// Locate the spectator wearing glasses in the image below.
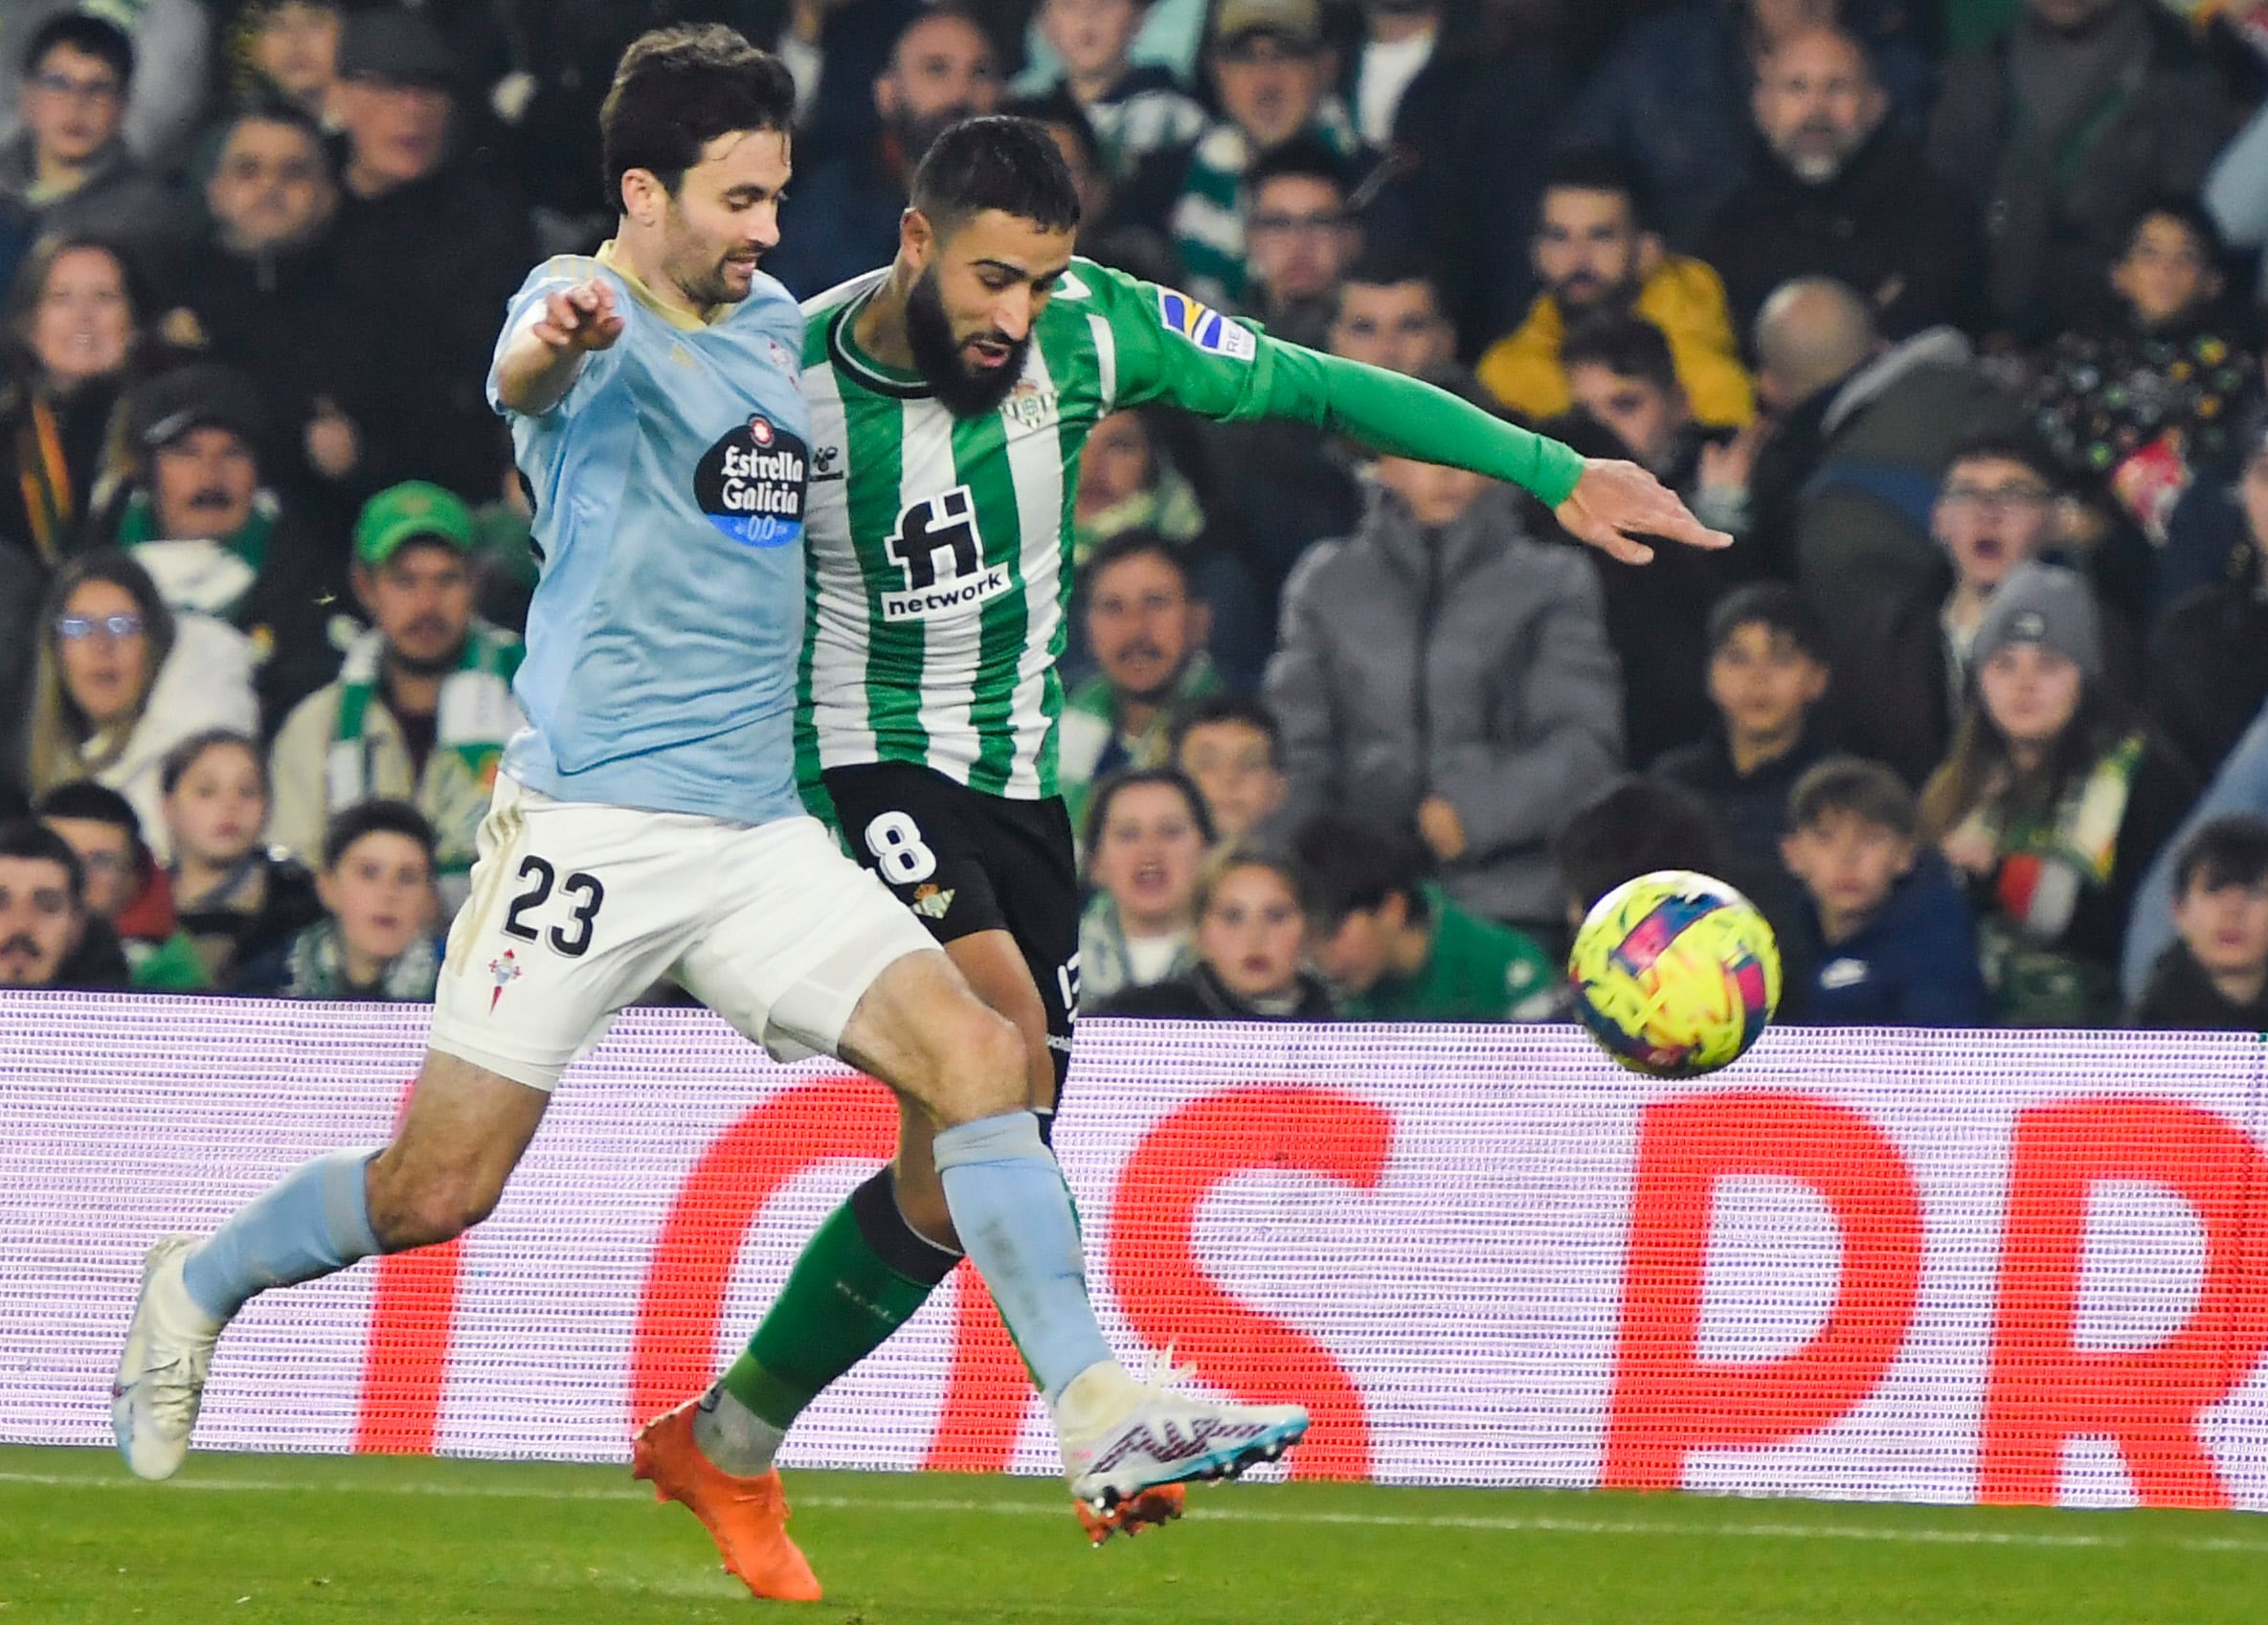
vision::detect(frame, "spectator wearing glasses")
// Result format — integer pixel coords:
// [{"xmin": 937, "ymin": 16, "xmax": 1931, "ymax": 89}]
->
[
  {"xmin": 35, "ymin": 778, "xmax": 206, "ymax": 990},
  {"xmin": 0, "ymin": 14, "xmax": 192, "ymax": 258},
  {"xmin": 21, "ymin": 551, "xmax": 258, "ymax": 859},
  {"xmin": 1236, "ymin": 135, "xmax": 1361, "ymax": 351},
  {"xmin": 0, "ymin": 814, "xmax": 125, "ymax": 990}
]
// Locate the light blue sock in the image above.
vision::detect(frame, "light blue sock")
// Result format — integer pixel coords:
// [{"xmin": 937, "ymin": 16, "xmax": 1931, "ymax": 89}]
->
[
  {"xmin": 180, "ymin": 1147, "xmax": 383, "ymax": 1322},
  {"xmin": 932, "ymin": 1112, "xmax": 1113, "ymax": 1402}
]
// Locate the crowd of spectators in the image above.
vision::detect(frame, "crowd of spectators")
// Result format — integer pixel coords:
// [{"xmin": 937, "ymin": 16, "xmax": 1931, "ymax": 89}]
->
[{"xmin": 5, "ymin": 0, "xmax": 2268, "ymax": 1035}]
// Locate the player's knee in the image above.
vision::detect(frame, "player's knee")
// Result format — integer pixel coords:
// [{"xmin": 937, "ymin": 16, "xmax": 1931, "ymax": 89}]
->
[
  {"xmin": 367, "ymin": 1162, "xmax": 503, "ymax": 1252},
  {"xmin": 926, "ymin": 1005, "xmax": 1027, "ymax": 1127}
]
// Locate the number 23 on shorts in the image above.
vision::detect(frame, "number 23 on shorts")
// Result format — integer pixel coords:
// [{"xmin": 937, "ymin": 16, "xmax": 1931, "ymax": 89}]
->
[
  {"xmin": 863, "ymin": 811, "xmax": 937, "ymax": 886},
  {"xmin": 502, "ymin": 855, "xmax": 606, "ymax": 956}
]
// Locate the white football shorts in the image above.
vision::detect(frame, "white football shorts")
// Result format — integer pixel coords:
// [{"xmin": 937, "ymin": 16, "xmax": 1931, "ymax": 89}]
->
[{"xmin": 427, "ymin": 773, "xmax": 933, "ymax": 1090}]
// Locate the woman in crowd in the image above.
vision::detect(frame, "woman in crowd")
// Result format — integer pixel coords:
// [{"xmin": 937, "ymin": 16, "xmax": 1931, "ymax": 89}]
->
[
  {"xmin": 1920, "ymin": 563, "xmax": 2195, "ymax": 1026},
  {"xmin": 1096, "ymin": 846, "xmax": 1336, "ymax": 1021},
  {"xmin": 160, "ymin": 728, "xmax": 322, "ymax": 985},
  {"xmin": 23, "ymin": 551, "xmax": 258, "ymax": 856},
  {"xmin": 0, "ymin": 235, "xmax": 148, "ymax": 564},
  {"xmin": 1079, "ymin": 766, "xmax": 1214, "ymax": 1007}
]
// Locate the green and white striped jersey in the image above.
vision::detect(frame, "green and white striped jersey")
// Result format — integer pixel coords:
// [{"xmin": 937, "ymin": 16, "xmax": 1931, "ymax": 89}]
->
[{"xmin": 794, "ymin": 258, "xmax": 1281, "ymax": 802}]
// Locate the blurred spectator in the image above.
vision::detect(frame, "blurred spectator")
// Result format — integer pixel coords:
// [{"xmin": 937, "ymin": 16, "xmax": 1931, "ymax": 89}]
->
[
  {"xmin": 1073, "ymin": 412, "xmax": 1206, "ymax": 569},
  {"xmin": 0, "ymin": 544, "xmax": 39, "ymax": 794},
  {"xmin": 1832, "ymin": 432, "xmax": 2108, "ymax": 786},
  {"xmin": 2029, "ymin": 197, "xmax": 2257, "ymax": 554},
  {"xmin": 1078, "ymin": 765, "xmax": 1211, "ymax": 1004},
  {"xmin": 1060, "ymin": 531, "xmax": 1220, "ymax": 837},
  {"xmin": 1477, "ymin": 150, "xmax": 1754, "ymax": 431},
  {"xmin": 1237, "ymin": 135, "xmax": 1360, "ymax": 350},
  {"xmin": 1170, "ymin": 692, "xmax": 1288, "ymax": 842},
  {"xmin": 159, "ymin": 727, "xmax": 321, "ymax": 986},
  {"xmin": 2147, "ymin": 427, "xmax": 2268, "ymax": 781},
  {"xmin": 230, "ymin": 798, "xmax": 441, "ymax": 1001},
  {"xmin": 0, "ymin": 234, "xmax": 146, "ymax": 564},
  {"xmin": 1298, "ymin": 811, "xmax": 1558, "ymax": 1020},
  {"xmin": 1169, "ymin": 0, "xmax": 1372, "ymax": 309},
  {"xmin": 268, "ymin": 482, "xmax": 523, "ymax": 910},
  {"xmin": 2, "ymin": 0, "xmax": 212, "ymax": 172},
  {"xmin": 237, "ymin": 0, "xmax": 344, "ymax": 123},
  {"xmin": 2128, "ymin": 812, "xmax": 2268, "ymax": 1027},
  {"xmin": 1552, "ymin": 773, "xmax": 1735, "ymax": 923},
  {"xmin": 1920, "ymin": 562, "xmax": 2193, "ymax": 1025},
  {"xmin": 35, "ymin": 778, "xmax": 205, "ymax": 990},
  {"xmin": 96, "ymin": 363, "xmax": 348, "ymax": 727},
  {"xmin": 1699, "ymin": 24, "xmax": 1980, "ymax": 342},
  {"xmin": 1000, "ymin": 89, "xmax": 1178, "ymax": 283},
  {"xmin": 0, "ymin": 14, "xmax": 193, "ymax": 259},
  {"xmin": 1929, "ymin": 0, "xmax": 2236, "ymax": 339},
  {"xmin": 167, "ymin": 103, "xmax": 390, "ymax": 524},
  {"xmin": 23, "ymin": 551, "xmax": 258, "ymax": 859},
  {"xmin": 1268, "ymin": 367, "xmax": 1622, "ymax": 934},
  {"xmin": 1326, "ymin": 245, "xmax": 1455, "ymax": 375},
  {"xmin": 1095, "ymin": 845, "xmax": 1336, "ymax": 1018},
  {"xmin": 763, "ymin": 7, "xmax": 999, "ymax": 298},
  {"xmin": 2122, "ymin": 691, "xmax": 2268, "ymax": 999},
  {"xmin": 1753, "ymin": 278, "xmax": 2026, "ymax": 621},
  {"xmin": 1556, "ymin": 312, "xmax": 1745, "ymax": 766},
  {"xmin": 326, "ymin": 9, "xmax": 532, "ymax": 502},
  {"xmin": 762, "ymin": 0, "xmax": 926, "ymax": 171},
  {"xmin": 1034, "ymin": 0, "xmax": 1206, "ymax": 182},
  {"xmin": 0, "ymin": 814, "xmax": 124, "ymax": 989},
  {"xmin": 1779, "ymin": 755, "xmax": 1992, "ymax": 1025},
  {"xmin": 1654, "ymin": 583, "xmax": 1834, "ymax": 871}
]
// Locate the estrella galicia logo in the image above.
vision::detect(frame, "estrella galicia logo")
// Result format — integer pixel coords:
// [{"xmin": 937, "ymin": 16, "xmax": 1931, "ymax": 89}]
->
[{"xmin": 695, "ymin": 412, "xmax": 808, "ymax": 547}]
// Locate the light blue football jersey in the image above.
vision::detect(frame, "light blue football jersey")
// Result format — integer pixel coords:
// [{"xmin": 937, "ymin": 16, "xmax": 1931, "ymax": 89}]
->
[{"xmin": 487, "ymin": 243, "xmax": 812, "ymax": 825}]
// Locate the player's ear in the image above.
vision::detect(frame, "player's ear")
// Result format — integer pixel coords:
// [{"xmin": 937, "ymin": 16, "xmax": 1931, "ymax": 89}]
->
[
  {"xmin": 619, "ymin": 167, "xmax": 664, "ymax": 228},
  {"xmin": 901, "ymin": 207, "xmax": 936, "ymax": 271}
]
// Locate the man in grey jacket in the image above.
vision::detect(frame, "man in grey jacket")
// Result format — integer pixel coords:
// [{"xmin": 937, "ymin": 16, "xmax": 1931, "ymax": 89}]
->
[
  {"xmin": 1264, "ymin": 366, "xmax": 1623, "ymax": 934},
  {"xmin": 0, "ymin": 13, "xmax": 191, "ymax": 260}
]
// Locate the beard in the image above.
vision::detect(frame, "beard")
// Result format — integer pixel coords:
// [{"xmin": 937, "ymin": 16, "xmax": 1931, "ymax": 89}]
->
[{"xmin": 906, "ymin": 266, "xmax": 1031, "ymax": 418}]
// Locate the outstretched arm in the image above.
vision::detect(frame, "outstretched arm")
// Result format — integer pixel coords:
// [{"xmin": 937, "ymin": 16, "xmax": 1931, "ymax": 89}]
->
[{"xmin": 493, "ymin": 278, "xmax": 624, "ymax": 417}]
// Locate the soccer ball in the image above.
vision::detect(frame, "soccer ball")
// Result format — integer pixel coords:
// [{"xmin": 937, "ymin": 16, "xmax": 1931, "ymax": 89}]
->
[{"xmin": 1567, "ymin": 870, "xmax": 1781, "ymax": 1076}]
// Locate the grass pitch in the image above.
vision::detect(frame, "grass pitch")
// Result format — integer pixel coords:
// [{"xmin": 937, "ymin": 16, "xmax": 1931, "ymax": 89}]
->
[{"xmin": 4, "ymin": 1444, "xmax": 2266, "ymax": 1624}]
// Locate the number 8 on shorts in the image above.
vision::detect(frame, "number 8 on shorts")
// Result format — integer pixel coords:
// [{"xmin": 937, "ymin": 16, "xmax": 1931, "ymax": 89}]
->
[{"xmin": 864, "ymin": 812, "xmax": 937, "ymax": 884}]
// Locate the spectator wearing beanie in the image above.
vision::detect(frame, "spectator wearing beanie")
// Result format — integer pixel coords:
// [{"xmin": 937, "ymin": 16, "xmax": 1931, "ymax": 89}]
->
[{"xmin": 1921, "ymin": 562, "xmax": 2194, "ymax": 1026}]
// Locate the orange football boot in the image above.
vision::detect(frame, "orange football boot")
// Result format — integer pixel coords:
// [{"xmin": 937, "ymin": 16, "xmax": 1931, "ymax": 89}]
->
[
  {"xmin": 632, "ymin": 1398, "xmax": 822, "ymax": 1602},
  {"xmin": 1074, "ymin": 1481, "xmax": 1187, "ymax": 1546}
]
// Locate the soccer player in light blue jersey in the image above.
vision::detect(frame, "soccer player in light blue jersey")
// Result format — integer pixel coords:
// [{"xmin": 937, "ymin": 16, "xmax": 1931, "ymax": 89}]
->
[{"xmin": 112, "ymin": 28, "xmax": 1307, "ymax": 1598}]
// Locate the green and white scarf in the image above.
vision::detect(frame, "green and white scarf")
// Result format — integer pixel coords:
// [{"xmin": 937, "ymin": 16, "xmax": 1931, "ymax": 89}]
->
[
  {"xmin": 281, "ymin": 919, "xmax": 440, "ymax": 1002},
  {"xmin": 327, "ymin": 623, "xmax": 524, "ymax": 876},
  {"xmin": 118, "ymin": 488, "xmax": 279, "ymax": 627},
  {"xmin": 1171, "ymin": 101, "xmax": 1362, "ymax": 309}
]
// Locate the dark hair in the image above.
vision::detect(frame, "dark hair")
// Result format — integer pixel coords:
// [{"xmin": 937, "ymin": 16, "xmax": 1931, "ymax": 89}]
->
[
  {"xmin": 2122, "ymin": 192, "xmax": 2229, "ymax": 276},
  {"xmin": 161, "ymin": 728, "xmax": 265, "ymax": 799},
  {"xmin": 1942, "ymin": 429, "xmax": 2062, "ymax": 494},
  {"xmin": 997, "ymin": 89, "xmax": 1100, "ymax": 176},
  {"xmin": 1169, "ymin": 691, "xmax": 1283, "ymax": 768},
  {"xmin": 0, "ymin": 816, "xmax": 86, "ymax": 905},
  {"xmin": 1787, "ymin": 756, "xmax": 1919, "ymax": 841},
  {"xmin": 1561, "ymin": 312, "xmax": 1679, "ymax": 395},
  {"xmin": 1245, "ymin": 132, "xmax": 1351, "ymax": 200},
  {"xmin": 1334, "ymin": 242, "xmax": 1445, "ymax": 318},
  {"xmin": 599, "ymin": 25, "xmax": 796, "ymax": 202},
  {"xmin": 1080, "ymin": 528, "xmax": 1195, "ymax": 598},
  {"xmin": 1294, "ymin": 813, "xmax": 1429, "ymax": 928},
  {"xmin": 322, "ymin": 799, "xmax": 438, "ymax": 872},
  {"xmin": 1082, "ymin": 765, "xmax": 1216, "ymax": 858},
  {"xmin": 1540, "ymin": 147, "xmax": 1649, "ymax": 230},
  {"xmin": 2175, "ymin": 813, "xmax": 2268, "ymax": 895},
  {"xmin": 1919, "ymin": 682, "xmax": 2139, "ymax": 845},
  {"xmin": 216, "ymin": 99, "xmax": 331, "ymax": 160},
  {"xmin": 1706, "ymin": 581, "xmax": 1828, "ymax": 664},
  {"xmin": 26, "ymin": 13, "xmax": 134, "ymax": 88},
  {"xmin": 34, "ymin": 778, "xmax": 148, "ymax": 869},
  {"xmin": 910, "ymin": 115, "xmax": 1083, "ymax": 238},
  {"xmin": 1552, "ymin": 777, "xmax": 1730, "ymax": 914}
]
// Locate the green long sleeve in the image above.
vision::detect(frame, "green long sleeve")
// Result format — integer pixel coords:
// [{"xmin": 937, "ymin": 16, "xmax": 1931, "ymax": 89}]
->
[{"xmin": 1255, "ymin": 342, "xmax": 1588, "ymax": 509}]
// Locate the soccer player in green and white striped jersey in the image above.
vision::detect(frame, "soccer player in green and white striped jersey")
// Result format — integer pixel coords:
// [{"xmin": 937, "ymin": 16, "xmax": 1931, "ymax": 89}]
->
[{"xmin": 682, "ymin": 116, "xmax": 1729, "ymax": 1566}]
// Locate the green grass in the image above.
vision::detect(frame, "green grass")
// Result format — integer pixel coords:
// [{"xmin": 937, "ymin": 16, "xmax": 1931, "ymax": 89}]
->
[{"xmin": 4, "ymin": 1444, "xmax": 2267, "ymax": 1624}]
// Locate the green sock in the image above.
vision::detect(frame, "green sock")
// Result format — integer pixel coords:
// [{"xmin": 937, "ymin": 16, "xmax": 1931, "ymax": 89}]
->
[{"xmin": 720, "ymin": 1180, "xmax": 951, "ymax": 1430}]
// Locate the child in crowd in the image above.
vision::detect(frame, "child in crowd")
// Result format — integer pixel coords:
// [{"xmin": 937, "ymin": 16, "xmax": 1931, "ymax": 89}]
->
[
  {"xmin": 1078, "ymin": 767, "xmax": 1214, "ymax": 1006},
  {"xmin": 1297, "ymin": 813, "xmax": 1558, "ymax": 1022},
  {"xmin": 1921, "ymin": 564, "xmax": 2195, "ymax": 1026},
  {"xmin": 160, "ymin": 730, "xmax": 322, "ymax": 986},
  {"xmin": 1171, "ymin": 692, "xmax": 1288, "ymax": 843},
  {"xmin": 2129, "ymin": 815, "xmax": 2268, "ymax": 1029},
  {"xmin": 34, "ymin": 779, "xmax": 204, "ymax": 990},
  {"xmin": 1653, "ymin": 583, "xmax": 1832, "ymax": 872},
  {"xmin": 1034, "ymin": 0, "xmax": 1206, "ymax": 183},
  {"xmin": 1096, "ymin": 846, "xmax": 1336, "ymax": 1020},
  {"xmin": 230, "ymin": 800, "xmax": 441, "ymax": 1002},
  {"xmin": 1780, "ymin": 757, "xmax": 1991, "ymax": 1027}
]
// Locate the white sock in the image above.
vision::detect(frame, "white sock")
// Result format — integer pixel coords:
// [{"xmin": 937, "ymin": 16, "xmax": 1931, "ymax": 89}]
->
[{"xmin": 690, "ymin": 1384, "xmax": 788, "ymax": 1477}]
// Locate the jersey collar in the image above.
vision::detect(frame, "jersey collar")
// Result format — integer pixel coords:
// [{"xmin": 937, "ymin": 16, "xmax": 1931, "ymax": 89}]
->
[
  {"xmin": 594, "ymin": 239, "xmax": 726, "ymax": 331},
  {"xmin": 827, "ymin": 289, "xmax": 932, "ymax": 399}
]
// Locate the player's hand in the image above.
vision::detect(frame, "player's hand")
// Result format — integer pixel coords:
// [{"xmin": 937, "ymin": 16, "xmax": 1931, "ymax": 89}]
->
[
  {"xmin": 531, "ymin": 279, "xmax": 624, "ymax": 354},
  {"xmin": 1417, "ymin": 795, "xmax": 1467, "ymax": 863},
  {"xmin": 1554, "ymin": 458, "xmax": 1735, "ymax": 566}
]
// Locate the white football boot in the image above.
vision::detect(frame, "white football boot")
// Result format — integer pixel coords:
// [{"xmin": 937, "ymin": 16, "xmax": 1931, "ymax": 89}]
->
[
  {"xmin": 112, "ymin": 1235, "xmax": 224, "ymax": 1480},
  {"xmin": 1055, "ymin": 1350, "xmax": 1309, "ymax": 1515}
]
